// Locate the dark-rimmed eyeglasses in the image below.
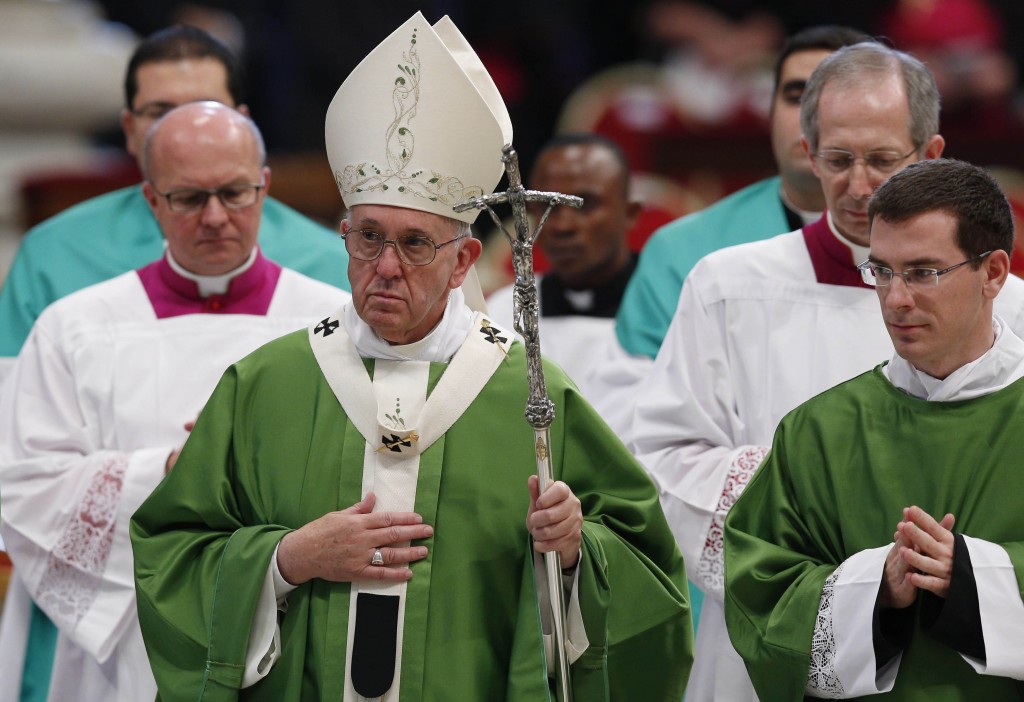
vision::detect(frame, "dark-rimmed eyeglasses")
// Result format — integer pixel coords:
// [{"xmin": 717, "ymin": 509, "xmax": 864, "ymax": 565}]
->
[
  {"xmin": 858, "ymin": 251, "xmax": 992, "ymax": 288},
  {"xmin": 341, "ymin": 229, "xmax": 466, "ymax": 266},
  {"xmin": 813, "ymin": 148, "xmax": 918, "ymax": 175},
  {"xmin": 153, "ymin": 183, "xmax": 265, "ymax": 213}
]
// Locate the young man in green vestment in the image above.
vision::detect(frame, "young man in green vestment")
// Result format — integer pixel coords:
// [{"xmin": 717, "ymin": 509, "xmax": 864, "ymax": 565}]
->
[
  {"xmin": 130, "ymin": 12, "xmax": 693, "ymax": 702},
  {"xmin": 725, "ymin": 158, "xmax": 1024, "ymax": 700}
]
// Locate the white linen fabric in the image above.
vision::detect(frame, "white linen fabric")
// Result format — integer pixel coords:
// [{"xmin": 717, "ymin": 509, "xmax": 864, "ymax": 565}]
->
[
  {"xmin": 0, "ymin": 268, "xmax": 349, "ymax": 702},
  {"xmin": 630, "ymin": 225, "xmax": 1024, "ymax": 702},
  {"xmin": 487, "ymin": 278, "xmax": 617, "ymax": 403}
]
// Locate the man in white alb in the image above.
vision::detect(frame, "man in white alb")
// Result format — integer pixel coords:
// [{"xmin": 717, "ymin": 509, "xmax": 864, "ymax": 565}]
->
[
  {"xmin": 631, "ymin": 41, "xmax": 1024, "ymax": 702},
  {"xmin": 0, "ymin": 102, "xmax": 349, "ymax": 702}
]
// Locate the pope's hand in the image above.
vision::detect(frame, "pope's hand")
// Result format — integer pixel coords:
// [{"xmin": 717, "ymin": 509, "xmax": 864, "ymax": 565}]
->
[
  {"xmin": 526, "ymin": 475, "xmax": 583, "ymax": 568},
  {"xmin": 277, "ymin": 493, "xmax": 432, "ymax": 585}
]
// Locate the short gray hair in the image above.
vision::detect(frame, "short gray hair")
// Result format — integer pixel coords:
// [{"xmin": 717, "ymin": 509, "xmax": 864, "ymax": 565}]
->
[{"xmin": 800, "ymin": 42, "xmax": 940, "ymax": 153}]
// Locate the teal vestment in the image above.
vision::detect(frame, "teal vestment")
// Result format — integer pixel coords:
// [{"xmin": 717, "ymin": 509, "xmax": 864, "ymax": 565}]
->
[{"xmin": 615, "ymin": 176, "xmax": 788, "ymax": 359}]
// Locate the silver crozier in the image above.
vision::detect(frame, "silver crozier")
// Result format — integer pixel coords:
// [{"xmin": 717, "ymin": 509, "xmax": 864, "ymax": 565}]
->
[{"xmin": 455, "ymin": 144, "xmax": 582, "ymax": 702}]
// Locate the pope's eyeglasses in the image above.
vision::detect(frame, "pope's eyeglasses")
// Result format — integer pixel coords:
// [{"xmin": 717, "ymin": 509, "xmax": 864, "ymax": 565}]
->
[{"xmin": 342, "ymin": 230, "xmax": 466, "ymax": 266}]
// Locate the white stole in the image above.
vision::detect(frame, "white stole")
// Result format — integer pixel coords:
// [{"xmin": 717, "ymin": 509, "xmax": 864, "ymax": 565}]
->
[
  {"xmin": 308, "ymin": 303, "xmax": 513, "ymax": 701},
  {"xmin": 885, "ymin": 316, "xmax": 1024, "ymax": 400}
]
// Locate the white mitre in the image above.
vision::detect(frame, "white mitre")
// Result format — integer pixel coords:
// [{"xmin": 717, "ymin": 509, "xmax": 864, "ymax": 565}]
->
[{"xmin": 325, "ymin": 12, "xmax": 513, "ymax": 223}]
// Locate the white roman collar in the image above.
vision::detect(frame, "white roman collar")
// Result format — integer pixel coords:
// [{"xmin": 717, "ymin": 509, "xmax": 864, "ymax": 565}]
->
[
  {"xmin": 826, "ymin": 211, "xmax": 870, "ymax": 266},
  {"xmin": 166, "ymin": 247, "xmax": 258, "ymax": 297},
  {"xmin": 885, "ymin": 316, "xmax": 1024, "ymax": 401}
]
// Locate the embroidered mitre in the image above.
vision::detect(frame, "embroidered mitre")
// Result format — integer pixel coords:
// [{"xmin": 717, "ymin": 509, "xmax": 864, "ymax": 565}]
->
[{"xmin": 325, "ymin": 12, "xmax": 513, "ymax": 223}]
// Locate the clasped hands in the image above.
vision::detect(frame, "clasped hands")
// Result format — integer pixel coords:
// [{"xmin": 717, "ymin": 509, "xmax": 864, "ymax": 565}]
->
[
  {"xmin": 879, "ymin": 505, "xmax": 956, "ymax": 609},
  {"xmin": 277, "ymin": 478, "xmax": 582, "ymax": 586}
]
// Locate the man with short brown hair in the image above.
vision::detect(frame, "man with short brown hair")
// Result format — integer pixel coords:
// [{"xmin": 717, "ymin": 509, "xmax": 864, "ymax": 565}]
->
[
  {"xmin": 0, "ymin": 25, "xmax": 350, "ymax": 382},
  {"xmin": 727, "ymin": 158, "xmax": 1024, "ymax": 700}
]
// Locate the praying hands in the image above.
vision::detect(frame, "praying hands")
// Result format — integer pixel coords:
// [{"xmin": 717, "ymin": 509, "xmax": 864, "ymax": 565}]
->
[{"xmin": 880, "ymin": 506, "xmax": 956, "ymax": 608}]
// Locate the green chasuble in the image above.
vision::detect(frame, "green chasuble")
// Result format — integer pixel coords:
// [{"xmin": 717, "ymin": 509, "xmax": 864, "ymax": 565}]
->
[
  {"xmin": 724, "ymin": 365, "xmax": 1024, "ymax": 701},
  {"xmin": 131, "ymin": 327, "xmax": 692, "ymax": 702}
]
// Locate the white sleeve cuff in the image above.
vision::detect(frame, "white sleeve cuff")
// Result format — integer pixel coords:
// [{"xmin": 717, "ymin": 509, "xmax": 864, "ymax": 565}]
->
[
  {"xmin": 960, "ymin": 535, "xmax": 1024, "ymax": 679},
  {"xmin": 271, "ymin": 541, "xmax": 299, "ymax": 603},
  {"xmin": 807, "ymin": 545, "xmax": 899, "ymax": 698},
  {"xmin": 242, "ymin": 544, "xmax": 290, "ymax": 688},
  {"xmin": 535, "ymin": 551, "xmax": 589, "ymax": 672}
]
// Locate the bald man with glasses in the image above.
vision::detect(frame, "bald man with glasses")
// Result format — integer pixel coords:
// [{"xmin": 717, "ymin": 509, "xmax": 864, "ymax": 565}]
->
[
  {"xmin": 0, "ymin": 25, "xmax": 351, "ymax": 385},
  {"xmin": 0, "ymin": 102, "xmax": 349, "ymax": 702}
]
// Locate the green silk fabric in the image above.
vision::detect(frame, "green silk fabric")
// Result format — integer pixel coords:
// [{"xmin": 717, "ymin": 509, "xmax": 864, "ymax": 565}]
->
[
  {"xmin": 726, "ymin": 366, "xmax": 1024, "ymax": 701},
  {"xmin": 132, "ymin": 330, "xmax": 692, "ymax": 701}
]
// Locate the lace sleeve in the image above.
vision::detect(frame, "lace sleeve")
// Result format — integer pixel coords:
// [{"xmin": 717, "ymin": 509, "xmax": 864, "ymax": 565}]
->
[
  {"xmin": 806, "ymin": 563, "xmax": 846, "ymax": 698},
  {"xmin": 36, "ymin": 454, "xmax": 128, "ymax": 629},
  {"xmin": 698, "ymin": 446, "xmax": 767, "ymax": 596}
]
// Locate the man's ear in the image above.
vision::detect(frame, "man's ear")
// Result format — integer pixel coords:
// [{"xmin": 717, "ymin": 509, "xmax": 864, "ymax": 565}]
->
[
  {"xmin": 982, "ymin": 248, "xmax": 1010, "ymax": 300},
  {"xmin": 260, "ymin": 166, "xmax": 272, "ymax": 198},
  {"xmin": 624, "ymin": 198, "xmax": 642, "ymax": 231},
  {"xmin": 802, "ymin": 136, "xmax": 820, "ymax": 179},
  {"xmin": 449, "ymin": 237, "xmax": 483, "ymax": 289},
  {"xmin": 142, "ymin": 181, "xmax": 159, "ymax": 213},
  {"xmin": 923, "ymin": 133, "xmax": 945, "ymax": 160}
]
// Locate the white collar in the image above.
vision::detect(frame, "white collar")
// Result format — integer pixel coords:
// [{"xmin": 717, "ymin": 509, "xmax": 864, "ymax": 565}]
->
[
  {"xmin": 826, "ymin": 211, "xmax": 870, "ymax": 266},
  {"xmin": 165, "ymin": 247, "xmax": 258, "ymax": 297},
  {"xmin": 885, "ymin": 316, "xmax": 1024, "ymax": 400},
  {"xmin": 343, "ymin": 287, "xmax": 475, "ymax": 363}
]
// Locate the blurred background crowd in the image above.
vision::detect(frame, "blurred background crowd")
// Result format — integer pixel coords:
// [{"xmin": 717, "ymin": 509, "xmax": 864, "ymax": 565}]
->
[{"xmin": 3, "ymin": 0, "xmax": 1024, "ymax": 293}]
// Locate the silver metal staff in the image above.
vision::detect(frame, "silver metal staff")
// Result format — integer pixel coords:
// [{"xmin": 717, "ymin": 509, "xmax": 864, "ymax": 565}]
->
[{"xmin": 456, "ymin": 144, "xmax": 582, "ymax": 702}]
